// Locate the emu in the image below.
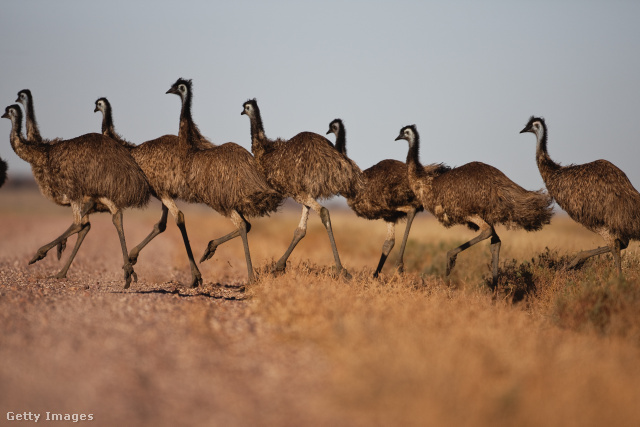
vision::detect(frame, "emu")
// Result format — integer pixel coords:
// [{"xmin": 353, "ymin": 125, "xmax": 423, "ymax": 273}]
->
[
  {"xmin": 242, "ymin": 100, "xmax": 360, "ymax": 277},
  {"xmin": 94, "ymin": 96, "xmax": 204, "ymax": 288},
  {"xmin": 2, "ymin": 104, "xmax": 150, "ymax": 287},
  {"xmin": 168, "ymin": 79, "xmax": 282, "ymax": 283},
  {"xmin": 396, "ymin": 124, "xmax": 553, "ymax": 285},
  {"xmin": 327, "ymin": 118, "xmax": 450, "ymax": 277},
  {"xmin": 16, "ymin": 89, "xmax": 58, "ymax": 144},
  {"xmin": 520, "ymin": 116, "xmax": 640, "ymax": 274}
]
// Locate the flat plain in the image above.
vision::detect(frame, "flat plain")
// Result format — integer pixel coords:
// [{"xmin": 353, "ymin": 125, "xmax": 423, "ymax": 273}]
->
[{"xmin": 1, "ymin": 184, "xmax": 639, "ymax": 426}]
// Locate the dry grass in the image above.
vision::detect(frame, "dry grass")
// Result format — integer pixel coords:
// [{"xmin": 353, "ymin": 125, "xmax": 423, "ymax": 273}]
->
[{"xmin": 1, "ymin": 185, "xmax": 640, "ymax": 426}]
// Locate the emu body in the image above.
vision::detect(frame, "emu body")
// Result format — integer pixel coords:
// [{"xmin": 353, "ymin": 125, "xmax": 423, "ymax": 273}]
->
[
  {"xmin": 520, "ymin": 116, "xmax": 640, "ymax": 274},
  {"xmin": 397, "ymin": 125, "xmax": 553, "ymax": 284},
  {"xmin": 242, "ymin": 100, "xmax": 360, "ymax": 277},
  {"xmin": 170, "ymin": 80, "xmax": 281, "ymax": 284},
  {"xmin": 2, "ymin": 104, "xmax": 150, "ymax": 287},
  {"xmin": 327, "ymin": 118, "xmax": 449, "ymax": 277},
  {"xmin": 95, "ymin": 97, "xmax": 203, "ymax": 287}
]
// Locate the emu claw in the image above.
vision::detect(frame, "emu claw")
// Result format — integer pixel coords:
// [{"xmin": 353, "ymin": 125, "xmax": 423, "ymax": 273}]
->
[
  {"xmin": 271, "ymin": 262, "xmax": 287, "ymax": 275},
  {"xmin": 199, "ymin": 242, "xmax": 217, "ymax": 263},
  {"xmin": 446, "ymin": 254, "xmax": 457, "ymax": 276},
  {"xmin": 395, "ymin": 262, "xmax": 405, "ymax": 274},
  {"xmin": 190, "ymin": 273, "xmax": 203, "ymax": 289},
  {"xmin": 29, "ymin": 249, "xmax": 48, "ymax": 265},
  {"xmin": 56, "ymin": 239, "xmax": 67, "ymax": 260},
  {"xmin": 123, "ymin": 263, "xmax": 137, "ymax": 289}
]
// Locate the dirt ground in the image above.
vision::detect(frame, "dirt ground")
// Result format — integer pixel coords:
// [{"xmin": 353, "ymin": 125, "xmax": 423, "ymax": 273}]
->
[{"xmin": 0, "ymin": 187, "xmax": 343, "ymax": 427}]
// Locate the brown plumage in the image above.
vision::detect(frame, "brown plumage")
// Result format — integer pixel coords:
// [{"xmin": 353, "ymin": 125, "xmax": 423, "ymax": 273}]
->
[
  {"xmin": 396, "ymin": 124, "xmax": 553, "ymax": 284},
  {"xmin": 327, "ymin": 118, "xmax": 450, "ymax": 277},
  {"xmin": 169, "ymin": 79, "xmax": 282, "ymax": 283},
  {"xmin": 95, "ymin": 96, "xmax": 203, "ymax": 288},
  {"xmin": 520, "ymin": 116, "xmax": 640, "ymax": 274},
  {"xmin": 0, "ymin": 157, "xmax": 7, "ymax": 188},
  {"xmin": 2, "ymin": 104, "xmax": 150, "ymax": 287},
  {"xmin": 242, "ymin": 99, "xmax": 361, "ymax": 276}
]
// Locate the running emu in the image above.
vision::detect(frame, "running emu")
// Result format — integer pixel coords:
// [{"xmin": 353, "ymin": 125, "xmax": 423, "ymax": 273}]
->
[
  {"xmin": 94, "ymin": 96, "xmax": 204, "ymax": 288},
  {"xmin": 327, "ymin": 118, "xmax": 450, "ymax": 277},
  {"xmin": 169, "ymin": 79, "xmax": 282, "ymax": 283},
  {"xmin": 2, "ymin": 105, "xmax": 150, "ymax": 287},
  {"xmin": 242, "ymin": 100, "xmax": 361, "ymax": 277},
  {"xmin": 520, "ymin": 116, "xmax": 640, "ymax": 274},
  {"xmin": 396, "ymin": 124, "xmax": 553, "ymax": 284}
]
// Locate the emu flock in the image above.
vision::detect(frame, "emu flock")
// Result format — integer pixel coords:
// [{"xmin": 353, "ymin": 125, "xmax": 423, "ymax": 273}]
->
[{"xmin": 2, "ymin": 78, "xmax": 640, "ymax": 289}]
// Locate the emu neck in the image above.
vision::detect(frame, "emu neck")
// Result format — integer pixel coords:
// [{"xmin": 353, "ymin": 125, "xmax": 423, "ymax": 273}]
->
[
  {"xmin": 406, "ymin": 137, "xmax": 432, "ymax": 189},
  {"xmin": 535, "ymin": 128, "xmax": 561, "ymax": 184},
  {"xmin": 249, "ymin": 112, "xmax": 269, "ymax": 159},
  {"xmin": 9, "ymin": 119, "xmax": 47, "ymax": 165},
  {"xmin": 178, "ymin": 93, "xmax": 205, "ymax": 149},
  {"xmin": 335, "ymin": 127, "xmax": 346, "ymax": 156},
  {"xmin": 24, "ymin": 100, "xmax": 42, "ymax": 143},
  {"xmin": 102, "ymin": 107, "xmax": 116, "ymax": 139}
]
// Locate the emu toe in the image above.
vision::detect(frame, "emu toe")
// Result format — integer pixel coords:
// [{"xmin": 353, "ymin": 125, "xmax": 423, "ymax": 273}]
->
[
  {"xmin": 29, "ymin": 249, "xmax": 49, "ymax": 265},
  {"xmin": 123, "ymin": 263, "xmax": 137, "ymax": 289},
  {"xmin": 190, "ymin": 271, "xmax": 203, "ymax": 288},
  {"xmin": 200, "ymin": 241, "xmax": 221, "ymax": 263},
  {"xmin": 446, "ymin": 253, "xmax": 458, "ymax": 276},
  {"xmin": 271, "ymin": 261, "xmax": 287, "ymax": 275},
  {"xmin": 56, "ymin": 239, "xmax": 67, "ymax": 260}
]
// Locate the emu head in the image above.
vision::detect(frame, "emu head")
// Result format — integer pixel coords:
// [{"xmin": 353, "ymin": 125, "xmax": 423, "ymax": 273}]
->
[
  {"xmin": 326, "ymin": 118, "xmax": 343, "ymax": 136},
  {"xmin": 15, "ymin": 89, "xmax": 32, "ymax": 107},
  {"xmin": 241, "ymin": 99, "xmax": 260, "ymax": 118},
  {"xmin": 395, "ymin": 125, "xmax": 419, "ymax": 146},
  {"xmin": 166, "ymin": 78, "xmax": 192, "ymax": 99},
  {"xmin": 519, "ymin": 116, "xmax": 546, "ymax": 137},
  {"xmin": 94, "ymin": 97, "xmax": 110, "ymax": 114}
]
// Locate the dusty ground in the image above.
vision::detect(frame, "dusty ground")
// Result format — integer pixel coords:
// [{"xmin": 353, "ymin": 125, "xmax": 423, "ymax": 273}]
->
[
  {"xmin": 0, "ymin": 187, "xmax": 339, "ymax": 426},
  {"xmin": 1, "ymin": 185, "xmax": 640, "ymax": 426}
]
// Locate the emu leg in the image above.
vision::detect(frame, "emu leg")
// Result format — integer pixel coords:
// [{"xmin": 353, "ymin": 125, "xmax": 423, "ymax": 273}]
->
[
  {"xmin": 446, "ymin": 222, "xmax": 493, "ymax": 276},
  {"xmin": 273, "ymin": 205, "xmax": 310, "ymax": 273},
  {"xmin": 128, "ymin": 203, "xmax": 169, "ymax": 265},
  {"xmin": 231, "ymin": 211, "xmax": 255, "ymax": 284},
  {"xmin": 490, "ymin": 230, "xmax": 502, "ymax": 287},
  {"xmin": 173, "ymin": 208, "xmax": 202, "ymax": 288},
  {"xmin": 394, "ymin": 208, "xmax": 418, "ymax": 275},
  {"xmin": 200, "ymin": 221, "xmax": 252, "ymax": 263},
  {"xmin": 54, "ymin": 222, "xmax": 91, "ymax": 279},
  {"xmin": 567, "ymin": 246, "xmax": 611, "ymax": 270},
  {"xmin": 317, "ymin": 204, "xmax": 349, "ymax": 278},
  {"xmin": 29, "ymin": 201, "xmax": 95, "ymax": 265},
  {"xmin": 110, "ymin": 209, "xmax": 136, "ymax": 289},
  {"xmin": 373, "ymin": 222, "xmax": 396, "ymax": 278},
  {"xmin": 611, "ymin": 239, "xmax": 623, "ymax": 276}
]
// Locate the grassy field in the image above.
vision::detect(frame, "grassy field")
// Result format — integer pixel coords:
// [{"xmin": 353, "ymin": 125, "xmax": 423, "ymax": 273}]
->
[{"xmin": 1, "ymin": 185, "xmax": 639, "ymax": 426}]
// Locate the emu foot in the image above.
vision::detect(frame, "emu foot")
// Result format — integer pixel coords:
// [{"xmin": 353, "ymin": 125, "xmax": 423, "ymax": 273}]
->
[
  {"xmin": 123, "ymin": 263, "xmax": 138, "ymax": 289},
  {"xmin": 334, "ymin": 267, "xmax": 352, "ymax": 280},
  {"xmin": 56, "ymin": 239, "xmax": 67, "ymax": 260},
  {"xmin": 271, "ymin": 260, "xmax": 287, "ymax": 275},
  {"xmin": 128, "ymin": 248, "xmax": 140, "ymax": 266},
  {"xmin": 200, "ymin": 241, "xmax": 218, "ymax": 263},
  {"xmin": 29, "ymin": 248, "xmax": 50, "ymax": 265},
  {"xmin": 395, "ymin": 262, "xmax": 405, "ymax": 274},
  {"xmin": 446, "ymin": 253, "xmax": 458, "ymax": 276},
  {"xmin": 190, "ymin": 271, "xmax": 203, "ymax": 289}
]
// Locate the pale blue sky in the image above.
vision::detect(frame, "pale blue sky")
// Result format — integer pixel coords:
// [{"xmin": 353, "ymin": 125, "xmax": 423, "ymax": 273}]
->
[{"xmin": 2, "ymin": 0, "xmax": 640, "ymax": 192}]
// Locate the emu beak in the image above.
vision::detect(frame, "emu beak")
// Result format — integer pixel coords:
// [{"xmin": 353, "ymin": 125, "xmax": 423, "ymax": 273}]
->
[
  {"xmin": 14, "ymin": 96, "xmax": 19, "ymax": 103},
  {"xmin": 93, "ymin": 106, "xmax": 99, "ymax": 113},
  {"xmin": 166, "ymin": 87, "xmax": 176, "ymax": 95},
  {"xmin": 519, "ymin": 126, "xmax": 529, "ymax": 134},
  {"xmin": 1, "ymin": 112, "xmax": 8, "ymax": 119},
  {"xmin": 394, "ymin": 135, "xmax": 403, "ymax": 141},
  {"xmin": 241, "ymin": 110, "xmax": 246, "ymax": 115},
  {"xmin": 326, "ymin": 129, "xmax": 331, "ymax": 135}
]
